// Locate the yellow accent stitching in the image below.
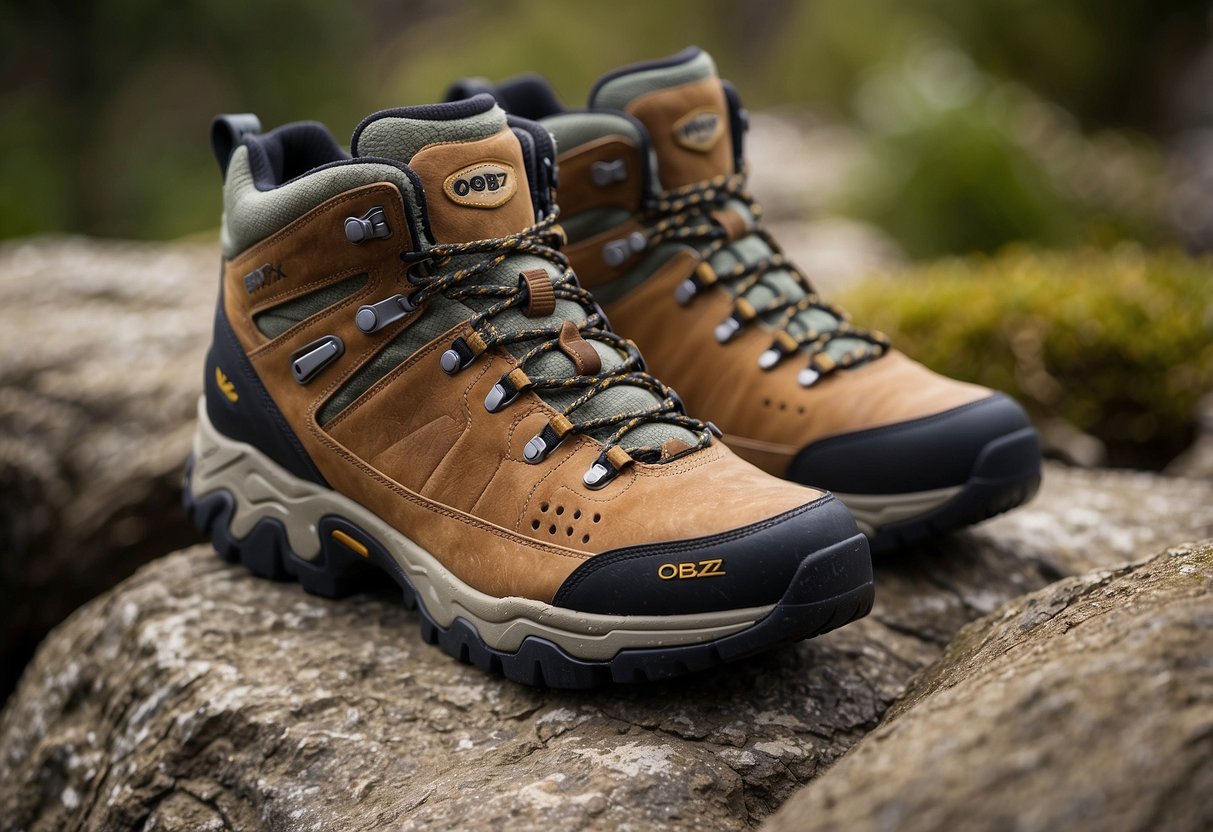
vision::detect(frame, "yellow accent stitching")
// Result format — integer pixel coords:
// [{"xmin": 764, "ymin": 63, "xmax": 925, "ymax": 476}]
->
[{"xmin": 215, "ymin": 367, "xmax": 238, "ymax": 402}]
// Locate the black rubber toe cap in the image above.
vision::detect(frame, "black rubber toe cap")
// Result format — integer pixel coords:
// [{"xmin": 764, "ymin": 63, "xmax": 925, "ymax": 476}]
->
[
  {"xmin": 551, "ymin": 495, "xmax": 870, "ymax": 616},
  {"xmin": 788, "ymin": 393, "xmax": 1039, "ymax": 495}
]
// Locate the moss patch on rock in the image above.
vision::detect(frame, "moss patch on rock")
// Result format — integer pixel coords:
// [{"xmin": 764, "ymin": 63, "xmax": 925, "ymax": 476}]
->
[{"xmin": 839, "ymin": 244, "xmax": 1213, "ymax": 467}]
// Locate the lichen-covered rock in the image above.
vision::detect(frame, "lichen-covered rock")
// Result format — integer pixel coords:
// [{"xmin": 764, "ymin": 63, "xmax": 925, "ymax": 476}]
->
[
  {"xmin": 4, "ymin": 235, "xmax": 1213, "ymax": 830},
  {"xmin": 0, "ymin": 549, "xmax": 899, "ymax": 832},
  {"xmin": 764, "ymin": 540, "xmax": 1213, "ymax": 832},
  {"xmin": 2, "ymin": 467, "xmax": 1212, "ymax": 831}
]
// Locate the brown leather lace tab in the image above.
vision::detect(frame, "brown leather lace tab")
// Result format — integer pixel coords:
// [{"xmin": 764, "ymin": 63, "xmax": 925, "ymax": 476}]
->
[
  {"xmin": 660, "ymin": 437, "xmax": 695, "ymax": 460},
  {"xmin": 520, "ymin": 268, "xmax": 556, "ymax": 317},
  {"xmin": 710, "ymin": 208, "xmax": 748, "ymax": 243},
  {"xmin": 557, "ymin": 320, "xmax": 602, "ymax": 375}
]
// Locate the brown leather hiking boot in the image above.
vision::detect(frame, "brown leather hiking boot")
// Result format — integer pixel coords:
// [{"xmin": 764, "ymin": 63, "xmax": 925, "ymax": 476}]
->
[
  {"xmin": 184, "ymin": 96, "xmax": 873, "ymax": 688},
  {"xmin": 446, "ymin": 48, "xmax": 1043, "ymax": 552}
]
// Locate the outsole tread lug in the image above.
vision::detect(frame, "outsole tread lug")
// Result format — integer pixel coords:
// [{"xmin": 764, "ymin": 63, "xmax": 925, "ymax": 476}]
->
[{"xmin": 184, "ymin": 476, "xmax": 873, "ymax": 689}]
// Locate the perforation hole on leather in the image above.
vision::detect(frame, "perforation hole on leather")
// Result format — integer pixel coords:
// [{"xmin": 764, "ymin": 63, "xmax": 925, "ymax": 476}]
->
[
  {"xmin": 530, "ymin": 502, "xmax": 602, "ymax": 545},
  {"xmin": 761, "ymin": 398, "xmax": 807, "ymax": 416}
]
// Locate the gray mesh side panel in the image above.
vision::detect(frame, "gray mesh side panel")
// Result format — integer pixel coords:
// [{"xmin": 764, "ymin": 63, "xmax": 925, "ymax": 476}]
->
[
  {"xmin": 355, "ymin": 108, "xmax": 505, "ymax": 163},
  {"xmin": 318, "ymin": 254, "xmax": 698, "ymax": 450},
  {"xmin": 541, "ymin": 112, "xmax": 642, "ymax": 154},
  {"xmin": 541, "ymin": 113, "xmax": 662, "ymax": 194},
  {"xmin": 591, "ymin": 51, "xmax": 716, "ymax": 110},
  {"xmin": 317, "ymin": 296, "xmax": 471, "ymax": 425},
  {"xmin": 559, "ymin": 207, "xmax": 632, "ymax": 243},
  {"xmin": 254, "ymin": 274, "xmax": 369, "ymax": 338},
  {"xmin": 221, "ymin": 149, "xmax": 423, "ymax": 258}
]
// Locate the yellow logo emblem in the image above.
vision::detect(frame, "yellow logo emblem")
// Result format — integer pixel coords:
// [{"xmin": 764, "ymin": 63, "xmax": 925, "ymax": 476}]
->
[
  {"xmin": 658, "ymin": 559, "xmax": 726, "ymax": 580},
  {"xmin": 215, "ymin": 367, "xmax": 238, "ymax": 402},
  {"xmin": 443, "ymin": 161, "xmax": 518, "ymax": 209}
]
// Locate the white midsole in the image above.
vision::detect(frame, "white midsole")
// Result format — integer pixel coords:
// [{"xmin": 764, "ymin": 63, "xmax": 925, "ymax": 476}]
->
[
  {"xmin": 833, "ymin": 486, "xmax": 963, "ymax": 537},
  {"xmin": 189, "ymin": 398, "xmax": 773, "ymax": 660}
]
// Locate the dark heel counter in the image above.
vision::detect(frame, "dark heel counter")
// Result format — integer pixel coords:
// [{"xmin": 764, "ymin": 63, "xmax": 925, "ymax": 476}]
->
[{"xmin": 204, "ymin": 287, "xmax": 328, "ymax": 486}]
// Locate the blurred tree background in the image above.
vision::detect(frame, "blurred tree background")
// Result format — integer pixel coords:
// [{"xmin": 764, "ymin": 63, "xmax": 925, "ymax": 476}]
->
[
  {"xmin": 4, "ymin": 0, "xmax": 1213, "ymax": 255},
  {"xmin": 3, "ymin": 0, "xmax": 1212, "ymax": 467}
]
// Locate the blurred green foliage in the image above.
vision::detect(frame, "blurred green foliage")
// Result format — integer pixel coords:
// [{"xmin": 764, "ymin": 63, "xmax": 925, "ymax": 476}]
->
[
  {"xmin": 1, "ymin": 0, "xmax": 1209, "ymax": 254},
  {"xmin": 836, "ymin": 43, "xmax": 1170, "ymax": 258},
  {"xmin": 840, "ymin": 245, "xmax": 1213, "ymax": 466}
]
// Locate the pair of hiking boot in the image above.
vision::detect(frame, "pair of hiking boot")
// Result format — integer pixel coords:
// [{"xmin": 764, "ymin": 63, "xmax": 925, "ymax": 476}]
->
[{"xmin": 185, "ymin": 47, "xmax": 1041, "ymax": 688}]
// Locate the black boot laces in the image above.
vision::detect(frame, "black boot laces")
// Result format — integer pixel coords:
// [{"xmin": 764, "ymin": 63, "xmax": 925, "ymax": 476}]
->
[
  {"xmin": 398, "ymin": 212, "xmax": 716, "ymax": 489},
  {"xmin": 641, "ymin": 170, "xmax": 890, "ymax": 386}
]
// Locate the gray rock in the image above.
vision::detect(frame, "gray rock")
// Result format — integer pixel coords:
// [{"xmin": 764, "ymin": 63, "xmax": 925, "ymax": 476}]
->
[
  {"xmin": 3, "ymin": 235, "xmax": 1213, "ymax": 830},
  {"xmin": 0, "ymin": 236, "xmax": 216, "ymax": 695},
  {"xmin": 763, "ymin": 540, "xmax": 1213, "ymax": 832},
  {"xmin": 2, "ymin": 464, "xmax": 1212, "ymax": 830},
  {"xmin": 1167, "ymin": 393, "xmax": 1213, "ymax": 479}
]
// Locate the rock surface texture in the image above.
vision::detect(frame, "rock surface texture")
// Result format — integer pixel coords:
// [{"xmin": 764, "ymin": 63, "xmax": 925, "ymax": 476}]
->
[
  {"xmin": 3, "ymin": 217, "xmax": 1212, "ymax": 830},
  {"xmin": 2, "ymin": 466, "xmax": 1212, "ymax": 830},
  {"xmin": 0, "ymin": 237, "xmax": 216, "ymax": 697},
  {"xmin": 764, "ymin": 540, "xmax": 1213, "ymax": 832}
]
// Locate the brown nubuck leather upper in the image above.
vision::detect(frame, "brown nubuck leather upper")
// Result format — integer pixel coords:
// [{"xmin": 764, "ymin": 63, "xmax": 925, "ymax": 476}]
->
[
  {"xmin": 556, "ymin": 59, "xmax": 991, "ymax": 478},
  {"xmin": 220, "ymin": 124, "xmax": 827, "ymax": 606}
]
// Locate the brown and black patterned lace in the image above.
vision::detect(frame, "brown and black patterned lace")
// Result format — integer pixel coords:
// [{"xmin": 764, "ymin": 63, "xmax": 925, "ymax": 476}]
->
[
  {"xmin": 643, "ymin": 170, "xmax": 890, "ymax": 383},
  {"xmin": 401, "ymin": 212, "xmax": 714, "ymax": 478}
]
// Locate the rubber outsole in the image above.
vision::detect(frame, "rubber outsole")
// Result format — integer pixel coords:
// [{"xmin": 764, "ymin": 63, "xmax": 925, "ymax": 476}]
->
[
  {"xmin": 866, "ymin": 426, "xmax": 1042, "ymax": 555},
  {"xmin": 182, "ymin": 458, "xmax": 875, "ymax": 689}
]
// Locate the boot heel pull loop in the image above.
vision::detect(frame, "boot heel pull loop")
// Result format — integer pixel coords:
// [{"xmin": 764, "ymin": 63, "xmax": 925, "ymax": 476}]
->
[{"xmin": 210, "ymin": 113, "xmax": 262, "ymax": 177}]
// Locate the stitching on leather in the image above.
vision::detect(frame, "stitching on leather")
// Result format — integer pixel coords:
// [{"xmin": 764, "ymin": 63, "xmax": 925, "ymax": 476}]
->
[
  {"xmin": 247, "ymin": 265, "xmax": 368, "ymax": 319},
  {"xmin": 249, "ymin": 269, "xmax": 380, "ymax": 360},
  {"xmin": 320, "ymin": 316, "xmax": 465, "ymax": 431},
  {"xmin": 304, "ymin": 416, "xmax": 590, "ymax": 562},
  {"xmin": 519, "ymin": 433, "xmax": 639, "ymax": 534},
  {"xmin": 230, "ymin": 183, "xmax": 401, "ymax": 267},
  {"xmin": 417, "ymin": 358, "xmax": 492, "ymax": 497},
  {"xmin": 218, "ymin": 309, "xmax": 326, "ymax": 484}
]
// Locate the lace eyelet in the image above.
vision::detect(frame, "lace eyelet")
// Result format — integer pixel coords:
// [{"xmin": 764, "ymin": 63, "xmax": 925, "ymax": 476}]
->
[
  {"xmin": 758, "ymin": 349, "xmax": 782, "ymax": 370},
  {"xmin": 523, "ymin": 423, "xmax": 566, "ymax": 464},
  {"xmin": 405, "ymin": 259, "xmax": 431, "ymax": 285},
  {"xmin": 602, "ymin": 231, "xmax": 647, "ymax": 268},
  {"xmin": 582, "ymin": 454, "xmax": 619, "ymax": 490},
  {"xmin": 344, "ymin": 206, "xmax": 390, "ymax": 243},
  {"xmin": 484, "ymin": 374, "xmax": 521, "ymax": 413},
  {"xmin": 440, "ymin": 337, "xmax": 476, "ymax": 375},
  {"xmin": 714, "ymin": 313, "xmax": 743, "ymax": 343},
  {"xmin": 356, "ymin": 292, "xmax": 417, "ymax": 334}
]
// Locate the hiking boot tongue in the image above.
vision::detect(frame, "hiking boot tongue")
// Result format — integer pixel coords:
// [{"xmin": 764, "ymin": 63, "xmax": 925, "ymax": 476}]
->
[
  {"xmin": 351, "ymin": 95, "xmax": 535, "ymax": 244},
  {"xmin": 589, "ymin": 47, "xmax": 733, "ymax": 190}
]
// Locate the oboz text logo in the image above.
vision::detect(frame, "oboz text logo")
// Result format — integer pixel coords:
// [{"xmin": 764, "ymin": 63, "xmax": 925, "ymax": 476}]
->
[
  {"xmin": 443, "ymin": 161, "xmax": 518, "ymax": 209},
  {"xmin": 657, "ymin": 558, "xmax": 726, "ymax": 580},
  {"xmin": 452, "ymin": 170, "xmax": 507, "ymax": 196},
  {"xmin": 243, "ymin": 262, "xmax": 287, "ymax": 294},
  {"xmin": 672, "ymin": 107, "xmax": 724, "ymax": 153}
]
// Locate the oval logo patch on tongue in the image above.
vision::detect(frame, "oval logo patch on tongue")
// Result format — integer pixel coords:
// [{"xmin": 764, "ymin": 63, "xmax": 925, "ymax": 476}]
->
[
  {"xmin": 443, "ymin": 161, "xmax": 518, "ymax": 208},
  {"xmin": 672, "ymin": 107, "xmax": 724, "ymax": 153}
]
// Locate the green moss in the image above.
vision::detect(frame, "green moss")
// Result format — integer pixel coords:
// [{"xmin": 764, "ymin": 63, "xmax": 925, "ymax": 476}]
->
[{"xmin": 840, "ymin": 245, "xmax": 1213, "ymax": 467}]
